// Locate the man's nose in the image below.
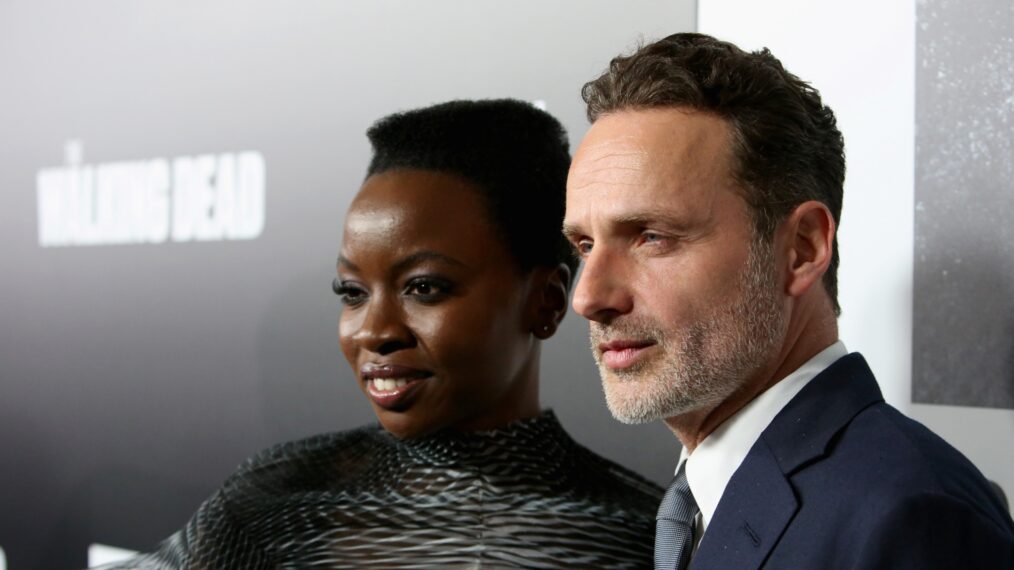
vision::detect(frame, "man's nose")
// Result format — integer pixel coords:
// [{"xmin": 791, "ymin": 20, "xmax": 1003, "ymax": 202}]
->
[
  {"xmin": 571, "ymin": 247, "xmax": 633, "ymax": 324},
  {"xmin": 350, "ymin": 295, "xmax": 415, "ymax": 355}
]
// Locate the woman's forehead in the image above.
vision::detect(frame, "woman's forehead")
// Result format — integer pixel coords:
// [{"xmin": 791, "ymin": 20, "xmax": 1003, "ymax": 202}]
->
[{"xmin": 341, "ymin": 170, "xmax": 502, "ymax": 268}]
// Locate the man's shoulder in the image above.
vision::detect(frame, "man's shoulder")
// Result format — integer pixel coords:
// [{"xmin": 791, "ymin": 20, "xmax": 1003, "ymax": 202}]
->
[
  {"xmin": 741, "ymin": 361, "xmax": 1014, "ymax": 568},
  {"xmin": 823, "ymin": 400, "xmax": 986, "ymax": 492},
  {"xmin": 768, "ymin": 351, "xmax": 989, "ymax": 493},
  {"xmin": 786, "ymin": 375, "xmax": 1013, "ymax": 536},
  {"xmin": 789, "ymin": 401, "xmax": 1014, "ymax": 565},
  {"xmin": 754, "ymin": 350, "xmax": 1011, "ymax": 527}
]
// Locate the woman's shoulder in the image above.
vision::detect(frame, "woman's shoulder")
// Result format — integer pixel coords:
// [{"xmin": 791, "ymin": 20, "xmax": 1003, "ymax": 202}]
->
[
  {"xmin": 221, "ymin": 424, "xmax": 391, "ymax": 496},
  {"xmin": 481, "ymin": 410, "xmax": 665, "ymax": 506},
  {"xmin": 566, "ymin": 439, "xmax": 666, "ymax": 503},
  {"xmin": 96, "ymin": 426, "xmax": 396, "ymax": 568}
]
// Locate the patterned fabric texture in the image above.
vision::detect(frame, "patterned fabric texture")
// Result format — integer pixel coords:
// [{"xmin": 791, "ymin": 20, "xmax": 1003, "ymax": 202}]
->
[{"xmin": 96, "ymin": 411, "xmax": 662, "ymax": 569}]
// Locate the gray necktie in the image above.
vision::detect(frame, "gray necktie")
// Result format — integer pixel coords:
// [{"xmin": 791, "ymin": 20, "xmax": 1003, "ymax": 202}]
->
[{"xmin": 654, "ymin": 464, "xmax": 699, "ymax": 570}]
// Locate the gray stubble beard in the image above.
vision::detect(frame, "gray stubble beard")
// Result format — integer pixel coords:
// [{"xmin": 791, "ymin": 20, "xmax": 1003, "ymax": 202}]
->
[{"xmin": 591, "ymin": 237, "xmax": 787, "ymax": 424}]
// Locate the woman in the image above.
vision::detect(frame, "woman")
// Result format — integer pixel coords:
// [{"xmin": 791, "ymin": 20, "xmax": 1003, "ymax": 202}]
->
[{"xmin": 101, "ymin": 99, "xmax": 661, "ymax": 569}]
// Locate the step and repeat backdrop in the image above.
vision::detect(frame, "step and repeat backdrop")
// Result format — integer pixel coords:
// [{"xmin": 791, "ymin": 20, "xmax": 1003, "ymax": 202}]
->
[
  {"xmin": 0, "ymin": 2, "xmax": 694, "ymax": 568},
  {"xmin": 4, "ymin": 0, "xmax": 1012, "ymax": 568}
]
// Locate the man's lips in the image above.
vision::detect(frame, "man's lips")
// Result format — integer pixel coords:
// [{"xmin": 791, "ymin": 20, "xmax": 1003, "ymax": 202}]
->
[{"xmin": 598, "ymin": 339, "xmax": 657, "ymax": 370}]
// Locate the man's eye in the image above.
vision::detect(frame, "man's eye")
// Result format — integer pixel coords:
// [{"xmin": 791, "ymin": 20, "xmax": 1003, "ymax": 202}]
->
[
  {"xmin": 405, "ymin": 277, "xmax": 453, "ymax": 302},
  {"xmin": 640, "ymin": 231, "xmax": 670, "ymax": 246},
  {"xmin": 332, "ymin": 279, "xmax": 367, "ymax": 307},
  {"xmin": 576, "ymin": 240, "xmax": 593, "ymax": 256}
]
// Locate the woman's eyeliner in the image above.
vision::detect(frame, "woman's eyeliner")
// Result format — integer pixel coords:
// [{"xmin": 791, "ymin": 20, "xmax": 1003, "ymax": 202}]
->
[
  {"xmin": 405, "ymin": 276, "xmax": 454, "ymax": 302},
  {"xmin": 333, "ymin": 279, "xmax": 367, "ymax": 306},
  {"xmin": 332, "ymin": 276, "xmax": 453, "ymax": 306}
]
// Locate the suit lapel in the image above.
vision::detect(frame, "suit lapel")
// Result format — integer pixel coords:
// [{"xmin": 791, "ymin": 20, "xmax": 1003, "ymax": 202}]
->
[
  {"xmin": 761, "ymin": 354, "xmax": 883, "ymax": 476},
  {"xmin": 690, "ymin": 354, "xmax": 884, "ymax": 569},
  {"xmin": 691, "ymin": 438, "xmax": 797, "ymax": 569}
]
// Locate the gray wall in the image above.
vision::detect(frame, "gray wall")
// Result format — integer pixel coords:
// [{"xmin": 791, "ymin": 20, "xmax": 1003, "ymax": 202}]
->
[
  {"xmin": 0, "ymin": 2, "xmax": 695, "ymax": 568},
  {"xmin": 913, "ymin": 0, "xmax": 1014, "ymax": 409},
  {"xmin": 908, "ymin": 0, "xmax": 1014, "ymax": 506}
]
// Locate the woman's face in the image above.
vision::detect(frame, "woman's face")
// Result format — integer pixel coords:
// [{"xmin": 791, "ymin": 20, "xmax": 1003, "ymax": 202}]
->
[{"xmin": 337, "ymin": 169, "xmax": 542, "ymax": 439}]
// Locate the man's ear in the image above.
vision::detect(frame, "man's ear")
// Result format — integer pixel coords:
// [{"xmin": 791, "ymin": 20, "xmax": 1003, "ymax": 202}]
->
[
  {"xmin": 782, "ymin": 200, "xmax": 835, "ymax": 299},
  {"xmin": 529, "ymin": 263, "xmax": 572, "ymax": 340}
]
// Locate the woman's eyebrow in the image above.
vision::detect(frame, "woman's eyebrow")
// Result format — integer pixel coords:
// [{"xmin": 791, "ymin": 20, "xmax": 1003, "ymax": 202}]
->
[
  {"xmin": 337, "ymin": 251, "xmax": 468, "ymax": 275},
  {"xmin": 392, "ymin": 251, "xmax": 468, "ymax": 274}
]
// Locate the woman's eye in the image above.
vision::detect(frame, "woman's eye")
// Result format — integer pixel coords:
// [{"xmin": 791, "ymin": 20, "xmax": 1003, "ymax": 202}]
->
[
  {"xmin": 332, "ymin": 279, "xmax": 367, "ymax": 307},
  {"xmin": 404, "ymin": 277, "xmax": 453, "ymax": 302}
]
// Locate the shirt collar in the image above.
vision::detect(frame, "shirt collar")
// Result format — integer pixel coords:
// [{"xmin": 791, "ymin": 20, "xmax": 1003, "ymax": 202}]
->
[{"xmin": 679, "ymin": 340, "xmax": 848, "ymax": 531}]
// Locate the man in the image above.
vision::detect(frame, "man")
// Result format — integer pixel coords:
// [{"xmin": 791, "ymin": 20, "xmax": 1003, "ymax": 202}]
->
[{"xmin": 563, "ymin": 33, "xmax": 1014, "ymax": 569}]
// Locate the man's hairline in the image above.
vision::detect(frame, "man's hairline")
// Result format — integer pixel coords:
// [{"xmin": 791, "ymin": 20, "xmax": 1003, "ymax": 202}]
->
[{"xmin": 584, "ymin": 103, "xmax": 773, "ymax": 241}]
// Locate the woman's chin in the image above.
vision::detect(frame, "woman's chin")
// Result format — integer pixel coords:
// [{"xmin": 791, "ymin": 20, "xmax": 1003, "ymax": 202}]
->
[
  {"xmin": 377, "ymin": 413, "xmax": 442, "ymax": 440},
  {"xmin": 370, "ymin": 399, "xmax": 448, "ymax": 439}
]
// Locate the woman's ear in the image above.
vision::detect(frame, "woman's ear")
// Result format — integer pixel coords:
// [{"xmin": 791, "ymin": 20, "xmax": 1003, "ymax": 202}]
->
[
  {"xmin": 782, "ymin": 200, "xmax": 835, "ymax": 299},
  {"xmin": 530, "ymin": 263, "xmax": 572, "ymax": 340}
]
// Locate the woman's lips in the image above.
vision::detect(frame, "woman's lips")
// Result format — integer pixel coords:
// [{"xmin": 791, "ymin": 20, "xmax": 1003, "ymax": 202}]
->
[
  {"xmin": 360, "ymin": 363, "xmax": 431, "ymax": 379},
  {"xmin": 360, "ymin": 363, "xmax": 432, "ymax": 410},
  {"xmin": 365, "ymin": 377, "xmax": 429, "ymax": 410},
  {"xmin": 599, "ymin": 340, "xmax": 657, "ymax": 370}
]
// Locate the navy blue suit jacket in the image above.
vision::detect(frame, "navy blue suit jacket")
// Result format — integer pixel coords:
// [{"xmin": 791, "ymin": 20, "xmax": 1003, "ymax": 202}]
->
[{"xmin": 691, "ymin": 353, "xmax": 1014, "ymax": 569}]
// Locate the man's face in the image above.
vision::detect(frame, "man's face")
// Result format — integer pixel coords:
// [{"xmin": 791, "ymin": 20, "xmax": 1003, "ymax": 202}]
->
[{"xmin": 563, "ymin": 108, "xmax": 787, "ymax": 423}]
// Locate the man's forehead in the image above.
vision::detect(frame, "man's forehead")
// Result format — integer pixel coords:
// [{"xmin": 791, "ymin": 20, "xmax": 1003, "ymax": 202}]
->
[
  {"xmin": 565, "ymin": 109, "xmax": 734, "ymax": 231},
  {"xmin": 567, "ymin": 146, "xmax": 649, "ymax": 192},
  {"xmin": 568, "ymin": 121, "xmax": 658, "ymax": 191},
  {"xmin": 572, "ymin": 110, "xmax": 731, "ymax": 177},
  {"xmin": 582, "ymin": 108, "xmax": 726, "ymax": 144},
  {"xmin": 574, "ymin": 132, "xmax": 650, "ymax": 159}
]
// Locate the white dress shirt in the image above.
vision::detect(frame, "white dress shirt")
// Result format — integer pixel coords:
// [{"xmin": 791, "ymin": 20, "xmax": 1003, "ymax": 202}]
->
[{"xmin": 675, "ymin": 340, "xmax": 848, "ymax": 552}]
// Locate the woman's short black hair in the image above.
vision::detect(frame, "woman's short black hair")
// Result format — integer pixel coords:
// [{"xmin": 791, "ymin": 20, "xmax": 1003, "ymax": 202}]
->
[{"xmin": 365, "ymin": 99, "xmax": 578, "ymax": 280}]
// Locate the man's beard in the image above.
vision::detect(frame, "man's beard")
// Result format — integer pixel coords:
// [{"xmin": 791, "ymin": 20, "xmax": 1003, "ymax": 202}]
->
[{"xmin": 590, "ymin": 237, "xmax": 787, "ymax": 424}]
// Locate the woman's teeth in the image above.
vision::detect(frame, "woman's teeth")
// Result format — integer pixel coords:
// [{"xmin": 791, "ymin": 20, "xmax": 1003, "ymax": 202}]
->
[{"xmin": 372, "ymin": 378, "xmax": 410, "ymax": 391}]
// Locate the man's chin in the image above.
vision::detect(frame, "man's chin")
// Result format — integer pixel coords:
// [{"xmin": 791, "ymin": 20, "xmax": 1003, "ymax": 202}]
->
[
  {"xmin": 606, "ymin": 406, "xmax": 659, "ymax": 425},
  {"xmin": 602, "ymin": 377, "xmax": 669, "ymax": 424}
]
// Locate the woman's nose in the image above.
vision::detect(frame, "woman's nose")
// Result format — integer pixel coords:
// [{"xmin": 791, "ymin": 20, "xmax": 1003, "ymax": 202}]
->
[{"xmin": 349, "ymin": 295, "xmax": 416, "ymax": 355}]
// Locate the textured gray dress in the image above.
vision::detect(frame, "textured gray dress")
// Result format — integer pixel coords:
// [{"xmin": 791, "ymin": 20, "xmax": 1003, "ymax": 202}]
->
[{"xmin": 99, "ymin": 412, "xmax": 662, "ymax": 569}]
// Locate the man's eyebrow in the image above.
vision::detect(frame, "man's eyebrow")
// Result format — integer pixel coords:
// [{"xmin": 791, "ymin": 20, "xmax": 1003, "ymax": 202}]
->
[
  {"xmin": 561, "ymin": 223, "xmax": 584, "ymax": 241},
  {"xmin": 613, "ymin": 212, "xmax": 692, "ymax": 231},
  {"xmin": 561, "ymin": 214, "xmax": 692, "ymax": 238}
]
